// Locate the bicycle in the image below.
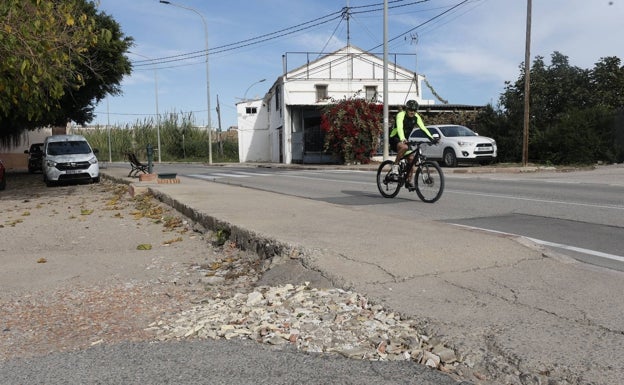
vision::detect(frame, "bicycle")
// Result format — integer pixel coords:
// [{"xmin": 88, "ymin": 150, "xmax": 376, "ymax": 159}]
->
[{"xmin": 376, "ymin": 140, "xmax": 445, "ymax": 203}]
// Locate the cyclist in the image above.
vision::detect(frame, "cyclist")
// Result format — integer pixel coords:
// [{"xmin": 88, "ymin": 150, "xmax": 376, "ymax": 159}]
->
[{"xmin": 389, "ymin": 100, "xmax": 437, "ymax": 188}]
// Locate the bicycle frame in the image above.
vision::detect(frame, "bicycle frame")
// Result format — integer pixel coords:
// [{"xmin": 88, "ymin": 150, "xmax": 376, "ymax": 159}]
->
[{"xmin": 376, "ymin": 139, "xmax": 445, "ymax": 203}]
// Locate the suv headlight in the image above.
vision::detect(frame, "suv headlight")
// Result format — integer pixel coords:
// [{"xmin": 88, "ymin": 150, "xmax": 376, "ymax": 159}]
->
[
  {"xmin": 45, "ymin": 160, "xmax": 57, "ymax": 167},
  {"xmin": 88, "ymin": 156, "xmax": 98, "ymax": 164}
]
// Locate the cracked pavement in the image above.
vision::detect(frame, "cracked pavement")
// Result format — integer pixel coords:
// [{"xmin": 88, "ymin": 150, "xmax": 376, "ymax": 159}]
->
[{"xmin": 103, "ymin": 166, "xmax": 624, "ymax": 385}]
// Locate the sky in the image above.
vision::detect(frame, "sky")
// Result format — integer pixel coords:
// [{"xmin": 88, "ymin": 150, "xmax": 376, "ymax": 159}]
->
[{"xmin": 92, "ymin": 0, "xmax": 624, "ymax": 130}]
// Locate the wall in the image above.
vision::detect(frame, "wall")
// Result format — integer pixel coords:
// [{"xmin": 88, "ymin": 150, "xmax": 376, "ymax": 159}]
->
[
  {"xmin": 236, "ymin": 99, "xmax": 270, "ymax": 162},
  {"xmin": 0, "ymin": 128, "xmax": 53, "ymax": 170}
]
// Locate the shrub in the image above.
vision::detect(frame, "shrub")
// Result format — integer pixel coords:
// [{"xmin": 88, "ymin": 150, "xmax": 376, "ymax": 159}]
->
[{"xmin": 320, "ymin": 98, "xmax": 383, "ymax": 164}]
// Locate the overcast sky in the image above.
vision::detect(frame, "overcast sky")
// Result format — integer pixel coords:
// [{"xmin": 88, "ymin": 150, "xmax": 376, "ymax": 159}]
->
[{"xmin": 92, "ymin": 0, "xmax": 623, "ymax": 129}]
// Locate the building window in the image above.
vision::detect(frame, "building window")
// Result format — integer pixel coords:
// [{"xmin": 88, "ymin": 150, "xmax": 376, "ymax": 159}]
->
[
  {"xmin": 246, "ymin": 107, "xmax": 257, "ymax": 114},
  {"xmin": 365, "ymin": 86, "xmax": 378, "ymax": 102},
  {"xmin": 316, "ymin": 84, "xmax": 328, "ymax": 101}
]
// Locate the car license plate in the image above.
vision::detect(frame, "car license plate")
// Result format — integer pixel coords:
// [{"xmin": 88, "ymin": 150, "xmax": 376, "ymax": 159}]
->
[
  {"xmin": 66, "ymin": 169, "xmax": 81, "ymax": 174},
  {"xmin": 476, "ymin": 146, "xmax": 492, "ymax": 153}
]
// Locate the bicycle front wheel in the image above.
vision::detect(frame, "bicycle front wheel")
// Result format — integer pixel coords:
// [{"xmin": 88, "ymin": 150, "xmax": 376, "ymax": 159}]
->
[
  {"xmin": 376, "ymin": 160, "xmax": 401, "ymax": 198},
  {"xmin": 415, "ymin": 161, "xmax": 444, "ymax": 203}
]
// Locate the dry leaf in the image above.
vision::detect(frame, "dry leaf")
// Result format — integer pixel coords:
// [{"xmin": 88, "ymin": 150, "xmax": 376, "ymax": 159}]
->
[{"xmin": 163, "ymin": 237, "xmax": 183, "ymax": 245}]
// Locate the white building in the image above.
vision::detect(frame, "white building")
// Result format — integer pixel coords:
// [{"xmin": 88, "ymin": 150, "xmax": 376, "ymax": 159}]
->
[{"xmin": 236, "ymin": 45, "xmax": 435, "ymax": 164}]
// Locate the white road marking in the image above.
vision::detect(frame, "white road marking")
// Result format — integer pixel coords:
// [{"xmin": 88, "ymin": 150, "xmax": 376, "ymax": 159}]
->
[
  {"xmin": 451, "ymin": 223, "xmax": 624, "ymax": 263},
  {"xmin": 446, "ymin": 189, "xmax": 624, "ymax": 211}
]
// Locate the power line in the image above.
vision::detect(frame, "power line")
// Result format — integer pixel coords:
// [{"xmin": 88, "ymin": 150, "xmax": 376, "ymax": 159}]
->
[
  {"xmin": 132, "ymin": 0, "xmax": 447, "ymax": 69},
  {"xmin": 133, "ymin": 9, "xmax": 344, "ymax": 67}
]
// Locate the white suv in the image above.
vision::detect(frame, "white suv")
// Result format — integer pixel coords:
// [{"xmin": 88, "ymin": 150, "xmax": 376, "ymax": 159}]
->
[
  {"xmin": 42, "ymin": 135, "xmax": 100, "ymax": 186},
  {"xmin": 410, "ymin": 124, "xmax": 497, "ymax": 167}
]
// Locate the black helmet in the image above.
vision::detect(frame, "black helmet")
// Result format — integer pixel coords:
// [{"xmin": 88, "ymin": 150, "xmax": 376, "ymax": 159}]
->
[{"xmin": 405, "ymin": 100, "xmax": 418, "ymax": 111}]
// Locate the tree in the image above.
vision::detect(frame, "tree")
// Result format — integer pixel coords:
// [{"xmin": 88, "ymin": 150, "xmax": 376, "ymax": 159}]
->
[
  {"xmin": 320, "ymin": 98, "xmax": 383, "ymax": 164},
  {"xmin": 477, "ymin": 51, "xmax": 623, "ymax": 164},
  {"xmin": 0, "ymin": 0, "xmax": 132, "ymax": 143},
  {"xmin": 589, "ymin": 56, "xmax": 624, "ymax": 108}
]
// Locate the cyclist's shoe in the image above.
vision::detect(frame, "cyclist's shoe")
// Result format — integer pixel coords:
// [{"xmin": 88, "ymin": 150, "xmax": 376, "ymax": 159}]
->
[{"xmin": 405, "ymin": 181, "xmax": 415, "ymax": 190}]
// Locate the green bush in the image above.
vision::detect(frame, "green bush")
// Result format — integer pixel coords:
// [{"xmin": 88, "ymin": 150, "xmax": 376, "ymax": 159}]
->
[{"xmin": 76, "ymin": 114, "xmax": 238, "ymax": 163}]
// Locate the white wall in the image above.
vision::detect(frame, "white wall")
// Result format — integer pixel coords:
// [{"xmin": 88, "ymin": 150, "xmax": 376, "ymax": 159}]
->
[
  {"xmin": 237, "ymin": 45, "xmax": 436, "ymax": 164},
  {"xmin": 236, "ymin": 99, "xmax": 270, "ymax": 162}
]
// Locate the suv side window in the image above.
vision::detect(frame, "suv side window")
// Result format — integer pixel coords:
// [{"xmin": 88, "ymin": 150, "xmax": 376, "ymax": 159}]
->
[{"xmin": 411, "ymin": 127, "xmax": 439, "ymax": 138}]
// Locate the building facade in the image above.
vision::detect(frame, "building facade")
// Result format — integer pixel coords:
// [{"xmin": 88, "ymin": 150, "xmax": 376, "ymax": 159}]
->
[{"xmin": 236, "ymin": 45, "xmax": 435, "ymax": 164}]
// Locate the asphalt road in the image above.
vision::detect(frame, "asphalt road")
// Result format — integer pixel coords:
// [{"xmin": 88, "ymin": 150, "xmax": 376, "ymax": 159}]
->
[
  {"xmin": 157, "ymin": 163, "xmax": 624, "ymax": 271},
  {"xmin": 0, "ymin": 340, "xmax": 461, "ymax": 385}
]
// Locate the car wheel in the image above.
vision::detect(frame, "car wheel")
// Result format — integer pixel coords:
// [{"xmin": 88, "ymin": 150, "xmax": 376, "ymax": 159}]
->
[
  {"xmin": 443, "ymin": 149, "xmax": 458, "ymax": 167},
  {"xmin": 44, "ymin": 175, "xmax": 54, "ymax": 187},
  {"xmin": 93, "ymin": 176, "xmax": 100, "ymax": 184}
]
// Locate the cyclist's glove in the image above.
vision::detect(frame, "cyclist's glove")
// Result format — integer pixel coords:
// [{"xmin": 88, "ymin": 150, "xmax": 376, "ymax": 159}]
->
[{"xmin": 430, "ymin": 137, "xmax": 440, "ymax": 144}]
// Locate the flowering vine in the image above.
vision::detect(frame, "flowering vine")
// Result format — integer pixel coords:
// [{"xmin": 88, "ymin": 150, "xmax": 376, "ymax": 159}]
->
[{"xmin": 320, "ymin": 97, "xmax": 383, "ymax": 164}]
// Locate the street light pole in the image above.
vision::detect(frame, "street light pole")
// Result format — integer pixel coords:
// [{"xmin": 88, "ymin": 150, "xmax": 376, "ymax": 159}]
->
[
  {"xmin": 243, "ymin": 78, "xmax": 266, "ymax": 101},
  {"xmin": 160, "ymin": 0, "xmax": 212, "ymax": 164},
  {"xmin": 129, "ymin": 51, "xmax": 161, "ymax": 163}
]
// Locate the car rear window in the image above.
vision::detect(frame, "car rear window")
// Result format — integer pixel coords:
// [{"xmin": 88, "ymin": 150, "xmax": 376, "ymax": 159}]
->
[{"xmin": 47, "ymin": 141, "xmax": 92, "ymax": 156}]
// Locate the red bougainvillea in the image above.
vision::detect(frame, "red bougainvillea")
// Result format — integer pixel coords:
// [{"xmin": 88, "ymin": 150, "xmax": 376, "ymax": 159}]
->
[{"xmin": 320, "ymin": 98, "xmax": 383, "ymax": 164}]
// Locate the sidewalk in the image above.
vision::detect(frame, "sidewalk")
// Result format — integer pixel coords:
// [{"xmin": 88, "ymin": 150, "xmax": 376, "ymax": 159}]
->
[{"xmin": 101, "ymin": 164, "xmax": 624, "ymax": 385}]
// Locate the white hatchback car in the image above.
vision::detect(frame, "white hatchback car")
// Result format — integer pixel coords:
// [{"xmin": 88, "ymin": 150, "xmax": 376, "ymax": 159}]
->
[{"xmin": 409, "ymin": 124, "xmax": 497, "ymax": 167}]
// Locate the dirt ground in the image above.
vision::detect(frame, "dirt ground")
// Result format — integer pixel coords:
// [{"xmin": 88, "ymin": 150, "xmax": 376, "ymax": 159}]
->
[{"xmin": 0, "ymin": 172, "xmax": 242, "ymax": 360}]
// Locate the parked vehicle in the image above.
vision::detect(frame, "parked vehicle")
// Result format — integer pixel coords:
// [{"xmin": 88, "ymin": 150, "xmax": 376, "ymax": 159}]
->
[
  {"xmin": 24, "ymin": 142, "xmax": 44, "ymax": 173},
  {"xmin": 42, "ymin": 135, "xmax": 100, "ymax": 187},
  {"xmin": 409, "ymin": 125, "xmax": 497, "ymax": 167},
  {"xmin": 0, "ymin": 159, "xmax": 6, "ymax": 190}
]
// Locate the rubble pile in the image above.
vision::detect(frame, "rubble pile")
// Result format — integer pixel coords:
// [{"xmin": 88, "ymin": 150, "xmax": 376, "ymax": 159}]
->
[{"xmin": 147, "ymin": 282, "xmax": 459, "ymax": 372}]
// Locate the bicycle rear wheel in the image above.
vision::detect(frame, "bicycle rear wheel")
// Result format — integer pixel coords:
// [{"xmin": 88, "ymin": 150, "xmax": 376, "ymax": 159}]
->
[
  {"xmin": 415, "ymin": 161, "xmax": 444, "ymax": 203},
  {"xmin": 376, "ymin": 160, "xmax": 401, "ymax": 198}
]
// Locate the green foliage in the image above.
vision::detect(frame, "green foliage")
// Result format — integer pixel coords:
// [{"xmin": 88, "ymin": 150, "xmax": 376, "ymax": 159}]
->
[
  {"xmin": 320, "ymin": 98, "xmax": 383, "ymax": 164},
  {"xmin": 76, "ymin": 114, "xmax": 239, "ymax": 163},
  {"xmin": 475, "ymin": 52, "xmax": 624, "ymax": 165},
  {"xmin": 0, "ymin": 0, "xmax": 132, "ymax": 143}
]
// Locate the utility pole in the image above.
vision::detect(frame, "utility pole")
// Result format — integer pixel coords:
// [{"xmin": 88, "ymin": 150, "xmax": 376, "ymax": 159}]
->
[
  {"xmin": 382, "ymin": 0, "xmax": 389, "ymax": 160},
  {"xmin": 216, "ymin": 95, "xmax": 223, "ymax": 156},
  {"xmin": 522, "ymin": 0, "xmax": 532, "ymax": 166}
]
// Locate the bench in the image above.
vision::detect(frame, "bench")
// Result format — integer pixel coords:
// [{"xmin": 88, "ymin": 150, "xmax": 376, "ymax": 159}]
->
[{"xmin": 125, "ymin": 152, "xmax": 149, "ymax": 177}]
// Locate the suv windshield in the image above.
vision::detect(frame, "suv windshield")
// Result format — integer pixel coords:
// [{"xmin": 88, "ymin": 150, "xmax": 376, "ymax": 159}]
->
[
  {"xmin": 439, "ymin": 125, "xmax": 476, "ymax": 137},
  {"xmin": 47, "ymin": 141, "xmax": 92, "ymax": 156}
]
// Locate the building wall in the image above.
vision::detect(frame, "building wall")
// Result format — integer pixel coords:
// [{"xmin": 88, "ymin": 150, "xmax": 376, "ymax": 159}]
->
[
  {"xmin": 0, "ymin": 128, "xmax": 53, "ymax": 170},
  {"xmin": 236, "ymin": 99, "xmax": 271, "ymax": 162},
  {"xmin": 236, "ymin": 45, "xmax": 435, "ymax": 164}
]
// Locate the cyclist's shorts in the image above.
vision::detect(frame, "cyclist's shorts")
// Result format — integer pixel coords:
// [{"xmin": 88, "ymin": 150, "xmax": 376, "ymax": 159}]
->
[{"xmin": 389, "ymin": 135, "xmax": 399, "ymax": 152}]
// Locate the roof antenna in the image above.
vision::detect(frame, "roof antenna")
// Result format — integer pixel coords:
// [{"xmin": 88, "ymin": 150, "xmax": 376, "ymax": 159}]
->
[{"xmin": 408, "ymin": 33, "xmax": 419, "ymax": 98}]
